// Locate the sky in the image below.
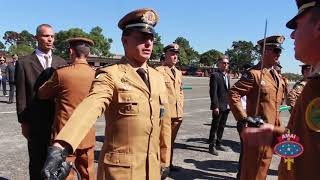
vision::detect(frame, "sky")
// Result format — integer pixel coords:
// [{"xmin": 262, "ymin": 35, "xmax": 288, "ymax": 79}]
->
[{"xmin": 0, "ymin": 0, "xmax": 303, "ymax": 73}]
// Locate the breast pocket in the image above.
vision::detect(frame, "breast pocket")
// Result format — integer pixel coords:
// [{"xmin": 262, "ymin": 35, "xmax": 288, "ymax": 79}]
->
[
  {"xmin": 103, "ymin": 152, "xmax": 133, "ymax": 180},
  {"xmin": 118, "ymin": 91, "xmax": 139, "ymax": 115}
]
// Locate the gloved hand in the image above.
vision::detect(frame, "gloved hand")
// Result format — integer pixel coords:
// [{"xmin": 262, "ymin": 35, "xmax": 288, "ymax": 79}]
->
[
  {"xmin": 42, "ymin": 146, "xmax": 71, "ymax": 180},
  {"xmin": 244, "ymin": 116, "xmax": 264, "ymax": 127},
  {"xmin": 160, "ymin": 166, "xmax": 170, "ymax": 180}
]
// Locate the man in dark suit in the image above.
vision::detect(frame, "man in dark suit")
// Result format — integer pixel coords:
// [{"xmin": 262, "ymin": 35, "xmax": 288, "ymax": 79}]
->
[
  {"xmin": 208, "ymin": 55, "xmax": 231, "ymax": 156},
  {"xmin": 15, "ymin": 24, "xmax": 66, "ymax": 179},
  {"xmin": 6, "ymin": 54, "xmax": 18, "ymax": 104}
]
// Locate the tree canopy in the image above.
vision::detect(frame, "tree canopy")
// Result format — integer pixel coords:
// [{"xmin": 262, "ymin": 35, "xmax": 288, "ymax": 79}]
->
[
  {"xmin": 54, "ymin": 26, "xmax": 113, "ymax": 60},
  {"xmin": 174, "ymin": 37, "xmax": 199, "ymax": 66},
  {"xmin": 199, "ymin": 49, "xmax": 224, "ymax": 66},
  {"xmin": 225, "ymin": 40, "xmax": 259, "ymax": 73},
  {"xmin": 150, "ymin": 33, "xmax": 164, "ymax": 60}
]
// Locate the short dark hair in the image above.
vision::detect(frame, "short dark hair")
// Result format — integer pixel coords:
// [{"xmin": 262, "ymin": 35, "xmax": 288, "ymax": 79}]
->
[
  {"xmin": 217, "ymin": 55, "xmax": 229, "ymax": 63},
  {"xmin": 70, "ymin": 43, "xmax": 90, "ymax": 58},
  {"xmin": 36, "ymin": 24, "xmax": 53, "ymax": 35}
]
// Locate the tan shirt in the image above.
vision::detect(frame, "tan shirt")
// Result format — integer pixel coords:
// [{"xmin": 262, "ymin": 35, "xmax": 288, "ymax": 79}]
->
[
  {"xmin": 55, "ymin": 57, "xmax": 171, "ymax": 180},
  {"xmin": 278, "ymin": 68, "xmax": 320, "ymax": 180},
  {"xmin": 229, "ymin": 64, "xmax": 285, "ymax": 180},
  {"xmin": 156, "ymin": 66, "xmax": 184, "ymax": 119},
  {"xmin": 38, "ymin": 62, "xmax": 96, "ymax": 149}
]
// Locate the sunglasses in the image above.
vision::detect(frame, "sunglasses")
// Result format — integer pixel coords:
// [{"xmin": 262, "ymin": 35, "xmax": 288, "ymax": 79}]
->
[
  {"xmin": 220, "ymin": 62, "xmax": 229, "ymax": 65},
  {"xmin": 266, "ymin": 48, "xmax": 282, "ymax": 54}
]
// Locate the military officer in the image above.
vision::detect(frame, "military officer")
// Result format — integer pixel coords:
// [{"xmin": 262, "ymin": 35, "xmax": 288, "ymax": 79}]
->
[
  {"xmin": 38, "ymin": 37, "xmax": 96, "ymax": 180},
  {"xmin": 286, "ymin": 64, "xmax": 311, "ymax": 112},
  {"xmin": 156, "ymin": 43, "xmax": 184, "ymax": 171},
  {"xmin": 42, "ymin": 8, "xmax": 171, "ymax": 180},
  {"xmin": 239, "ymin": 1, "xmax": 320, "ymax": 179},
  {"xmin": 228, "ymin": 35, "xmax": 286, "ymax": 180}
]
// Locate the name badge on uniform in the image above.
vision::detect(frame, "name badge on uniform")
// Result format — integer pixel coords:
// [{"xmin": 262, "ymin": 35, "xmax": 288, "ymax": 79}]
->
[{"xmin": 160, "ymin": 105, "xmax": 165, "ymax": 118}]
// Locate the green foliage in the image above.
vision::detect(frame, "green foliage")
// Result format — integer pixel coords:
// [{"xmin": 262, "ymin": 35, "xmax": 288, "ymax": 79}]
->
[
  {"xmin": 3, "ymin": 30, "xmax": 36, "ymax": 48},
  {"xmin": 174, "ymin": 37, "xmax": 199, "ymax": 66},
  {"xmin": 200, "ymin": 49, "xmax": 223, "ymax": 66},
  {"xmin": 282, "ymin": 73, "xmax": 302, "ymax": 81},
  {"xmin": 89, "ymin": 26, "xmax": 113, "ymax": 57},
  {"xmin": 225, "ymin": 40, "xmax": 259, "ymax": 73},
  {"xmin": 54, "ymin": 26, "xmax": 113, "ymax": 60},
  {"xmin": 19, "ymin": 30, "xmax": 37, "ymax": 48},
  {"xmin": 151, "ymin": 33, "xmax": 164, "ymax": 60},
  {"xmin": 9, "ymin": 44, "xmax": 34, "ymax": 56},
  {"xmin": 0, "ymin": 41, "xmax": 5, "ymax": 50}
]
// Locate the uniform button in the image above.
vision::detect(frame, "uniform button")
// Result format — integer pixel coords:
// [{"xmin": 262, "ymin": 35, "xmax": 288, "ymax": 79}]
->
[
  {"xmin": 116, "ymin": 160, "xmax": 120, "ymax": 164},
  {"xmin": 151, "ymin": 115, "xmax": 154, "ymax": 119},
  {"xmin": 127, "ymin": 97, "xmax": 131, "ymax": 101},
  {"xmin": 149, "ymin": 98, "xmax": 152, "ymax": 102}
]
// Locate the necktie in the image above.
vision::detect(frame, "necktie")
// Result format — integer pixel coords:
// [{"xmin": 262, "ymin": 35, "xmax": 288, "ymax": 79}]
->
[
  {"xmin": 136, "ymin": 68, "xmax": 150, "ymax": 89},
  {"xmin": 270, "ymin": 69, "xmax": 279, "ymax": 87},
  {"xmin": 44, "ymin": 55, "xmax": 50, "ymax": 69},
  {"xmin": 171, "ymin": 68, "xmax": 176, "ymax": 78}
]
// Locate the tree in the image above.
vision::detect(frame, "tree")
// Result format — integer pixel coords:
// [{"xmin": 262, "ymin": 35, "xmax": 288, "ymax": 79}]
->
[
  {"xmin": 0, "ymin": 41, "xmax": 5, "ymax": 50},
  {"xmin": 174, "ymin": 37, "xmax": 199, "ymax": 65},
  {"xmin": 150, "ymin": 33, "xmax": 164, "ymax": 60},
  {"xmin": 3, "ymin": 31, "xmax": 19, "ymax": 46},
  {"xmin": 54, "ymin": 27, "xmax": 113, "ymax": 60},
  {"xmin": 3, "ymin": 30, "xmax": 36, "ymax": 56},
  {"xmin": 9, "ymin": 44, "xmax": 34, "ymax": 56},
  {"xmin": 89, "ymin": 26, "xmax": 113, "ymax": 57},
  {"xmin": 18, "ymin": 30, "xmax": 36, "ymax": 48},
  {"xmin": 3, "ymin": 30, "xmax": 36, "ymax": 48},
  {"xmin": 225, "ymin": 41, "xmax": 259, "ymax": 73},
  {"xmin": 200, "ymin": 49, "xmax": 223, "ymax": 66},
  {"xmin": 282, "ymin": 73, "xmax": 302, "ymax": 81}
]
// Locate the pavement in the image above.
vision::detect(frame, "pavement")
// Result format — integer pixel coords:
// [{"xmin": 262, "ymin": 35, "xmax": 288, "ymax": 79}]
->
[{"xmin": 0, "ymin": 77, "xmax": 291, "ymax": 180}]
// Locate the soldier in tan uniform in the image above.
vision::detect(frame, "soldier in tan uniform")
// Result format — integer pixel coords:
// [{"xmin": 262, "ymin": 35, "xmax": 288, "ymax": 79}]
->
[
  {"xmin": 38, "ymin": 37, "xmax": 96, "ymax": 180},
  {"xmin": 229, "ymin": 35, "xmax": 286, "ymax": 180},
  {"xmin": 156, "ymin": 43, "xmax": 184, "ymax": 171},
  {"xmin": 42, "ymin": 8, "xmax": 171, "ymax": 180},
  {"xmin": 238, "ymin": 1, "xmax": 320, "ymax": 179},
  {"xmin": 286, "ymin": 64, "xmax": 311, "ymax": 112}
]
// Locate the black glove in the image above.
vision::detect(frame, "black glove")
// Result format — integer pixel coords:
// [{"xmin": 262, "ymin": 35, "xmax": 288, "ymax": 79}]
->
[
  {"xmin": 245, "ymin": 116, "xmax": 264, "ymax": 127},
  {"xmin": 42, "ymin": 146, "xmax": 71, "ymax": 180},
  {"xmin": 160, "ymin": 166, "xmax": 170, "ymax": 180}
]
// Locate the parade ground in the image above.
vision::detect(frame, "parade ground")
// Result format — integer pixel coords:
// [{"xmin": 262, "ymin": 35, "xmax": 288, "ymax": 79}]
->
[{"xmin": 0, "ymin": 76, "xmax": 290, "ymax": 180}]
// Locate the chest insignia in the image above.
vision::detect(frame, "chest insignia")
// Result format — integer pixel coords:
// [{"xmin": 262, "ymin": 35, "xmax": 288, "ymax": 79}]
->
[
  {"xmin": 305, "ymin": 97, "xmax": 320, "ymax": 132},
  {"xmin": 274, "ymin": 129, "xmax": 304, "ymax": 171}
]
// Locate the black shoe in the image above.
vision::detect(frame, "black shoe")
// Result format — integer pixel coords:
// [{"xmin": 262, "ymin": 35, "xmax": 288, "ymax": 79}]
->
[
  {"xmin": 170, "ymin": 165, "xmax": 180, "ymax": 172},
  {"xmin": 209, "ymin": 147, "xmax": 219, "ymax": 156},
  {"xmin": 216, "ymin": 145, "xmax": 230, "ymax": 152}
]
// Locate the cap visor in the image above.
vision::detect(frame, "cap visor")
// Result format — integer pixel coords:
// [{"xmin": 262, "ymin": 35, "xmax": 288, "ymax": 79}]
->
[{"xmin": 286, "ymin": 15, "xmax": 298, "ymax": 29}]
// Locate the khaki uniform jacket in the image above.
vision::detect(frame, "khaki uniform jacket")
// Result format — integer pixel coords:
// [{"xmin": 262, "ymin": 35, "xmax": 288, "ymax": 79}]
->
[
  {"xmin": 278, "ymin": 71, "xmax": 320, "ymax": 180},
  {"xmin": 156, "ymin": 66, "xmax": 184, "ymax": 119},
  {"xmin": 38, "ymin": 62, "xmax": 96, "ymax": 149},
  {"xmin": 229, "ymin": 64, "xmax": 285, "ymax": 180},
  {"xmin": 55, "ymin": 57, "xmax": 171, "ymax": 180},
  {"xmin": 286, "ymin": 79, "xmax": 307, "ymax": 109}
]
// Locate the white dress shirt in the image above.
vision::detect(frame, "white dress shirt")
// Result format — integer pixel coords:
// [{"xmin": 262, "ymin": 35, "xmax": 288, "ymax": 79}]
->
[{"xmin": 35, "ymin": 49, "xmax": 52, "ymax": 69}]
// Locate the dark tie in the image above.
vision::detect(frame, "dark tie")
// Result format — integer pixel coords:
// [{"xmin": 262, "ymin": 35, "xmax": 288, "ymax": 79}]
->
[
  {"xmin": 136, "ymin": 68, "xmax": 150, "ymax": 89},
  {"xmin": 270, "ymin": 69, "xmax": 279, "ymax": 87},
  {"xmin": 171, "ymin": 68, "xmax": 176, "ymax": 78}
]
